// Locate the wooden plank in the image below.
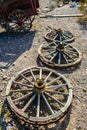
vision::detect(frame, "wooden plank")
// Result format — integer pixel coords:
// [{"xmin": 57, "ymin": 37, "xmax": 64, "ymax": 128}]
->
[{"xmin": 40, "ymin": 14, "xmax": 84, "ymax": 18}]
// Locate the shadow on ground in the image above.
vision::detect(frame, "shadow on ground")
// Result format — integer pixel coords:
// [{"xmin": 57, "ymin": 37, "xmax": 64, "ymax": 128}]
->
[
  {"xmin": 0, "ymin": 31, "xmax": 36, "ymax": 69},
  {"xmin": 0, "ymin": 100, "xmax": 72, "ymax": 130},
  {"xmin": 78, "ymin": 19, "xmax": 87, "ymax": 31}
]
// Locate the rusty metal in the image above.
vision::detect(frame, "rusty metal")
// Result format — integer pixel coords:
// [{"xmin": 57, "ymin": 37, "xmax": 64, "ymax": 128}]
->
[
  {"xmin": 38, "ymin": 41, "xmax": 81, "ymax": 68},
  {"xmin": 6, "ymin": 67, "xmax": 72, "ymax": 125},
  {"xmin": 44, "ymin": 29, "xmax": 75, "ymax": 43},
  {"xmin": 0, "ymin": 0, "xmax": 39, "ymax": 31}
]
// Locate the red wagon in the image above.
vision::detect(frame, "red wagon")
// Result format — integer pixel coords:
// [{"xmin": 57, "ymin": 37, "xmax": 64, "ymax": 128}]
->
[{"xmin": 0, "ymin": 0, "xmax": 39, "ymax": 32}]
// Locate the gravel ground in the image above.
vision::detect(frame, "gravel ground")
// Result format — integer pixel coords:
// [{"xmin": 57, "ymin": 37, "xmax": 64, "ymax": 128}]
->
[{"xmin": 0, "ymin": 1, "xmax": 87, "ymax": 130}]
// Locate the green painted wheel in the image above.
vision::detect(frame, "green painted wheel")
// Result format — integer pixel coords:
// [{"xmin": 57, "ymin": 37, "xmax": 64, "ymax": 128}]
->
[{"xmin": 6, "ymin": 67, "xmax": 72, "ymax": 125}]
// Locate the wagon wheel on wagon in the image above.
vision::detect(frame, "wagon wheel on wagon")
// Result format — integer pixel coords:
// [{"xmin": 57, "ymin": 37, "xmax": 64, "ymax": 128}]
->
[
  {"xmin": 7, "ymin": 10, "xmax": 32, "ymax": 32},
  {"xmin": 44, "ymin": 29, "xmax": 75, "ymax": 43},
  {"xmin": 6, "ymin": 67, "xmax": 72, "ymax": 125},
  {"xmin": 38, "ymin": 41, "xmax": 81, "ymax": 68}
]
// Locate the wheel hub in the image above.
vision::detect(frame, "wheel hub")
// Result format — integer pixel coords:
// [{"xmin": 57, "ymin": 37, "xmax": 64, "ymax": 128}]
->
[
  {"xmin": 17, "ymin": 20, "xmax": 23, "ymax": 26},
  {"xmin": 56, "ymin": 44, "xmax": 64, "ymax": 51},
  {"xmin": 34, "ymin": 79, "xmax": 46, "ymax": 93}
]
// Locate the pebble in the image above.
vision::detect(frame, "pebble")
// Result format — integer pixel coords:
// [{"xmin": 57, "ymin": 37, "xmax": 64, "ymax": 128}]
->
[{"xmin": 2, "ymin": 75, "xmax": 7, "ymax": 80}]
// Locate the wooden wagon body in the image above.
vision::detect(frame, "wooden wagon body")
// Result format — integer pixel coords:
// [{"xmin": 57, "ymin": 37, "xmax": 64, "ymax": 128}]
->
[{"xmin": 0, "ymin": 0, "xmax": 39, "ymax": 31}]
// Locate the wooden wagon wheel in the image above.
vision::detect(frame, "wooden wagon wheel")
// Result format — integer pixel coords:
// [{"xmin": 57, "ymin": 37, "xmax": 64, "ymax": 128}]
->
[
  {"xmin": 6, "ymin": 67, "xmax": 72, "ymax": 125},
  {"xmin": 38, "ymin": 41, "xmax": 81, "ymax": 68},
  {"xmin": 44, "ymin": 29, "xmax": 75, "ymax": 43},
  {"xmin": 7, "ymin": 10, "xmax": 32, "ymax": 32}
]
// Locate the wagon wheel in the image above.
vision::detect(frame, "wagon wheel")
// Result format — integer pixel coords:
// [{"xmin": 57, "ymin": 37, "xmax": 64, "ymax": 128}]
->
[
  {"xmin": 38, "ymin": 42, "xmax": 81, "ymax": 68},
  {"xmin": 44, "ymin": 29, "xmax": 75, "ymax": 43},
  {"xmin": 8, "ymin": 10, "xmax": 32, "ymax": 32},
  {"xmin": 6, "ymin": 67, "xmax": 72, "ymax": 125}
]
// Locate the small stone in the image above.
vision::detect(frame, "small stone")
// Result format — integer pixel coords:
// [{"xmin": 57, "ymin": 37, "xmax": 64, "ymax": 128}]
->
[
  {"xmin": 83, "ymin": 89, "xmax": 86, "ymax": 92},
  {"xmin": 2, "ymin": 75, "xmax": 7, "ymax": 80},
  {"xmin": 12, "ymin": 63, "xmax": 15, "ymax": 66},
  {"xmin": 1, "ymin": 69, "xmax": 6, "ymax": 72}
]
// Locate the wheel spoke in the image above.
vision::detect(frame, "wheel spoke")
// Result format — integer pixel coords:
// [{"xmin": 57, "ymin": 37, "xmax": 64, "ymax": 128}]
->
[
  {"xmin": 44, "ymin": 71, "xmax": 52, "ymax": 82},
  {"xmin": 30, "ymin": 69, "xmax": 36, "ymax": 81},
  {"xmin": 20, "ymin": 74, "xmax": 33, "ymax": 85},
  {"xmin": 58, "ymin": 52, "xmax": 61, "ymax": 64},
  {"xmin": 45, "ymin": 92, "xmax": 64, "ymax": 106},
  {"xmin": 39, "ymin": 68, "xmax": 42, "ymax": 79},
  {"xmin": 53, "ymin": 33, "xmax": 58, "ymax": 40},
  {"xmin": 62, "ymin": 53, "xmax": 68, "ymax": 63},
  {"xmin": 64, "ymin": 51, "xmax": 78, "ymax": 58},
  {"xmin": 50, "ymin": 52, "xmax": 58, "ymax": 61},
  {"xmin": 47, "ymin": 76, "xmax": 61, "ymax": 86},
  {"xmin": 10, "ymin": 88, "xmax": 33, "ymax": 93},
  {"xmin": 48, "ymin": 83, "xmax": 67, "ymax": 89},
  {"xmin": 64, "ymin": 52, "xmax": 75, "ymax": 61},
  {"xmin": 36, "ymin": 94, "xmax": 40, "ymax": 117},
  {"xmin": 12, "ymin": 81, "xmax": 33, "ymax": 88},
  {"xmin": 43, "ymin": 43, "xmax": 55, "ymax": 49},
  {"xmin": 46, "ymin": 90, "xmax": 69, "ymax": 96},
  {"xmin": 63, "ymin": 33, "xmax": 72, "ymax": 39},
  {"xmin": 22, "ymin": 93, "xmax": 37, "ymax": 112},
  {"xmin": 45, "ymin": 51, "xmax": 56, "ymax": 57},
  {"xmin": 41, "ymin": 93, "xmax": 54, "ymax": 114},
  {"xmin": 13, "ymin": 92, "xmax": 32, "ymax": 102}
]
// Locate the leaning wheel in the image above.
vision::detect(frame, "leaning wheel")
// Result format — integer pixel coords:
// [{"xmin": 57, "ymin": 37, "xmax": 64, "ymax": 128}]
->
[
  {"xmin": 44, "ymin": 29, "xmax": 75, "ymax": 43},
  {"xmin": 38, "ymin": 42, "xmax": 81, "ymax": 68},
  {"xmin": 6, "ymin": 67, "xmax": 72, "ymax": 125},
  {"xmin": 7, "ymin": 10, "xmax": 32, "ymax": 32}
]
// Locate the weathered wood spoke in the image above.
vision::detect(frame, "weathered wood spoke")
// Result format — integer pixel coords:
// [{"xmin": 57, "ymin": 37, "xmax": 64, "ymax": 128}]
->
[
  {"xmin": 39, "ymin": 68, "xmax": 42, "ymax": 79},
  {"xmin": 13, "ymin": 92, "xmax": 32, "ymax": 102},
  {"xmin": 45, "ymin": 51, "xmax": 56, "ymax": 57},
  {"xmin": 50, "ymin": 52, "xmax": 58, "ymax": 61},
  {"xmin": 47, "ymin": 76, "xmax": 61, "ymax": 86},
  {"xmin": 22, "ymin": 93, "xmax": 37, "ymax": 112},
  {"xmin": 48, "ymin": 83, "xmax": 67, "ymax": 89},
  {"xmin": 62, "ymin": 53, "xmax": 68, "ymax": 63},
  {"xmin": 44, "ymin": 71, "xmax": 52, "ymax": 82},
  {"xmin": 58, "ymin": 52, "xmax": 61, "ymax": 64},
  {"xmin": 30, "ymin": 69, "xmax": 36, "ymax": 81},
  {"xmin": 36, "ymin": 94, "xmax": 40, "ymax": 117},
  {"xmin": 45, "ymin": 92, "xmax": 64, "ymax": 106},
  {"xmin": 64, "ymin": 52, "xmax": 75, "ymax": 61},
  {"xmin": 20, "ymin": 73, "xmax": 33, "ymax": 85},
  {"xmin": 10, "ymin": 88, "xmax": 33, "ymax": 93},
  {"xmin": 46, "ymin": 90, "xmax": 69, "ymax": 96},
  {"xmin": 41, "ymin": 93, "xmax": 54, "ymax": 114},
  {"xmin": 12, "ymin": 81, "xmax": 33, "ymax": 88}
]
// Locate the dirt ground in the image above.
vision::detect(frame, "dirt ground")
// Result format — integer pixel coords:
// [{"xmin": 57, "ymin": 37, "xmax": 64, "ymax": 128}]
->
[{"xmin": 0, "ymin": 1, "xmax": 87, "ymax": 130}]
